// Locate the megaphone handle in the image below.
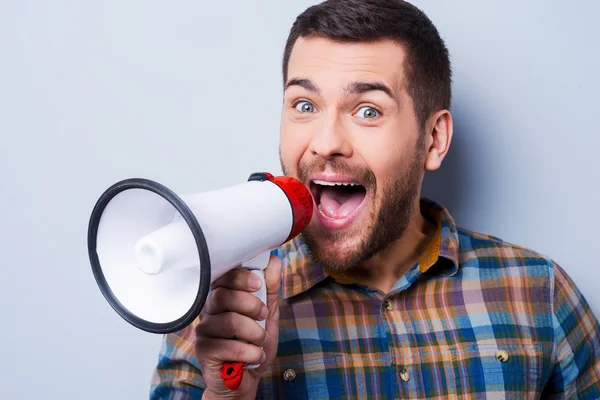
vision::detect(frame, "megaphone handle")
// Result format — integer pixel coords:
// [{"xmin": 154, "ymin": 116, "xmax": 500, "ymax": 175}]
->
[{"xmin": 220, "ymin": 252, "xmax": 270, "ymax": 391}]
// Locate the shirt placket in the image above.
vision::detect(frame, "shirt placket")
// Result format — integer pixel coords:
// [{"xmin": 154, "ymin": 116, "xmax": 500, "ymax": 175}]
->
[{"xmin": 381, "ymin": 281, "xmax": 423, "ymax": 398}]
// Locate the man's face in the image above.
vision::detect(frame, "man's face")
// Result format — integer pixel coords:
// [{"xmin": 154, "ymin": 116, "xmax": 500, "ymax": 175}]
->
[{"xmin": 279, "ymin": 36, "xmax": 426, "ymax": 272}]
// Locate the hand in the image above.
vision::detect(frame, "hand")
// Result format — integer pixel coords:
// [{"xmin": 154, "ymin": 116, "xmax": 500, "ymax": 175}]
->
[{"xmin": 195, "ymin": 255, "xmax": 282, "ymax": 400}]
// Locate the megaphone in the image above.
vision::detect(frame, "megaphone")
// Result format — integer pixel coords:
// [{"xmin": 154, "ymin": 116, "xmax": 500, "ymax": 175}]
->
[{"xmin": 87, "ymin": 172, "xmax": 313, "ymax": 390}]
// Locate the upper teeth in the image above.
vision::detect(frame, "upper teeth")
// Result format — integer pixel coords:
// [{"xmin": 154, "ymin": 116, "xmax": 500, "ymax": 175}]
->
[{"xmin": 313, "ymin": 180, "xmax": 359, "ymax": 187}]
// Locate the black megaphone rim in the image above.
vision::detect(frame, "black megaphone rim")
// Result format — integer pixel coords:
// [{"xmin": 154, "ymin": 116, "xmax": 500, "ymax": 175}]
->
[{"xmin": 87, "ymin": 178, "xmax": 211, "ymax": 334}]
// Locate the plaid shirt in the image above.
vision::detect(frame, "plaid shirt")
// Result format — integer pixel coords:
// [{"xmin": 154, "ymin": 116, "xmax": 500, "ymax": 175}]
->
[{"xmin": 150, "ymin": 199, "xmax": 600, "ymax": 399}]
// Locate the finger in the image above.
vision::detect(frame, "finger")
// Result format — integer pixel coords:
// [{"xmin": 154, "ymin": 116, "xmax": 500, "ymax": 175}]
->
[
  {"xmin": 195, "ymin": 338, "xmax": 266, "ymax": 366},
  {"xmin": 210, "ymin": 267, "xmax": 263, "ymax": 292},
  {"xmin": 204, "ymin": 288, "xmax": 268, "ymax": 321},
  {"xmin": 196, "ymin": 312, "xmax": 268, "ymax": 347}
]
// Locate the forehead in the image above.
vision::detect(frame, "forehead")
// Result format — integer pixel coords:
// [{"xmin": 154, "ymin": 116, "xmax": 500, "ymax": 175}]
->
[{"xmin": 286, "ymin": 35, "xmax": 407, "ymax": 89}]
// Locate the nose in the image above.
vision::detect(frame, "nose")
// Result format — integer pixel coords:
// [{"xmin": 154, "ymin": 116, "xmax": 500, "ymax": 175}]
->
[{"xmin": 308, "ymin": 114, "xmax": 352, "ymax": 160}]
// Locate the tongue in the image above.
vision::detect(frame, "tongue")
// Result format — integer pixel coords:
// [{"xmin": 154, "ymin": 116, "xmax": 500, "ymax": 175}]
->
[{"xmin": 320, "ymin": 186, "xmax": 365, "ymax": 219}]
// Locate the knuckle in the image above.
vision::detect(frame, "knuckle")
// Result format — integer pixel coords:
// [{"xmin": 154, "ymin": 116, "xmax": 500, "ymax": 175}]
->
[
  {"xmin": 209, "ymin": 287, "xmax": 224, "ymax": 305},
  {"xmin": 222, "ymin": 313, "xmax": 238, "ymax": 337},
  {"xmin": 194, "ymin": 338, "xmax": 209, "ymax": 359},
  {"xmin": 206, "ymin": 288, "xmax": 237, "ymax": 314},
  {"xmin": 195, "ymin": 318, "xmax": 207, "ymax": 335},
  {"xmin": 203, "ymin": 292, "xmax": 215, "ymax": 311},
  {"xmin": 195, "ymin": 322, "xmax": 211, "ymax": 340}
]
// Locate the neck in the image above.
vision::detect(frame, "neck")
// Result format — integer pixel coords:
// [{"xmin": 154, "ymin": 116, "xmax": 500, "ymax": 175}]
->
[{"xmin": 349, "ymin": 199, "xmax": 437, "ymax": 294}]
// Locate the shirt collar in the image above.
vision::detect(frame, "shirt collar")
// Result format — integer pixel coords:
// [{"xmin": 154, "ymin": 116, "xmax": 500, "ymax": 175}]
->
[{"xmin": 279, "ymin": 198, "xmax": 460, "ymax": 300}]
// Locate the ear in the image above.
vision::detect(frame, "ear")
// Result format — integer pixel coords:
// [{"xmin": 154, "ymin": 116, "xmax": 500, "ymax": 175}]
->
[{"xmin": 424, "ymin": 109, "xmax": 453, "ymax": 171}]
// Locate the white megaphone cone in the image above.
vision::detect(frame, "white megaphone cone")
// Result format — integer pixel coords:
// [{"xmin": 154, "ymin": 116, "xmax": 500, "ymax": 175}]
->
[{"xmin": 87, "ymin": 172, "xmax": 313, "ymax": 390}]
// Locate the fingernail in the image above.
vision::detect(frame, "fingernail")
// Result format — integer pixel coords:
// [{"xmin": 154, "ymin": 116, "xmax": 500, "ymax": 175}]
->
[
  {"xmin": 259, "ymin": 305, "xmax": 268, "ymax": 320},
  {"xmin": 263, "ymin": 331, "xmax": 269, "ymax": 346},
  {"xmin": 250, "ymin": 275, "xmax": 262, "ymax": 290},
  {"xmin": 261, "ymin": 351, "xmax": 267, "ymax": 363}
]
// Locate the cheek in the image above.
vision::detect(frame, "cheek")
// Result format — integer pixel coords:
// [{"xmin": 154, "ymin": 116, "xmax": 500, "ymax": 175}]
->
[
  {"xmin": 354, "ymin": 136, "xmax": 416, "ymax": 199},
  {"xmin": 279, "ymin": 126, "xmax": 308, "ymax": 175},
  {"xmin": 354, "ymin": 136, "xmax": 402, "ymax": 177}
]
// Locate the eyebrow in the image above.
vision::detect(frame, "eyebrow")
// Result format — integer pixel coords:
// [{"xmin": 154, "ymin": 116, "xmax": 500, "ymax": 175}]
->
[
  {"xmin": 344, "ymin": 81, "xmax": 395, "ymax": 100},
  {"xmin": 284, "ymin": 78, "xmax": 395, "ymax": 100},
  {"xmin": 285, "ymin": 78, "xmax": 320, "ymax": 94}
]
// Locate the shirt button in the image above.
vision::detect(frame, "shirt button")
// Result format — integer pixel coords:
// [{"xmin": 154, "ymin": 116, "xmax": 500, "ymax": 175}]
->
[
  {"xmin": 383, "ymin": 300, "xmax": 393, "ymax": 311},
  {"xmin": 283, "ymin": 368, "xmax": 296, "ymax": 381},
  {"xmin": 400, "ymin": 368, "xmax": 410, "ymax": 382},
  {"xmin": 496, "ymin": 350, "xmax": 509, "ymax": 362}
]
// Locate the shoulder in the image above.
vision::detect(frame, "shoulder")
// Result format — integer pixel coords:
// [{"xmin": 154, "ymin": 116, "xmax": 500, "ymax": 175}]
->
[
  {"xmin": 454, "ymin": 226, "xmax": 559, "ymax": 279},
  {"xmin": 450, "ymin": 227, "xmax": 573, "ymax": 335}
]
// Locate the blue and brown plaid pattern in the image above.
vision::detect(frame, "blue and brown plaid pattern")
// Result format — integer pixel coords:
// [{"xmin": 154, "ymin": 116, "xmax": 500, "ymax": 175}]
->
[{"xmin": 150, "ymin": 199, "xmax": 600, "ymax": 399}]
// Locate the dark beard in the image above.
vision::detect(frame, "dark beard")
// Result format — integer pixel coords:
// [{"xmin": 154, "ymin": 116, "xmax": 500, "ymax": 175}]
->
[{"xmin": 280, "ymin": 144, "xmax": 424, "ymax": 273}]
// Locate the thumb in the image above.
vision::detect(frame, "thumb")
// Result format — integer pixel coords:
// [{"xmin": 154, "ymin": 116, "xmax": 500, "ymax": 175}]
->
[
  {"xmin": 264, "ymin": 255, "xmax": 282, "ymax": 300},
  {"xmin": 253, "ymin": 255, "xmax": 281, "ymax": 375}
]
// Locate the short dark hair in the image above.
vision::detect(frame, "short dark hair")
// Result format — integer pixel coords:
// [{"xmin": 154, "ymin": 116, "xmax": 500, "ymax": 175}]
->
[{"xmin": 282, "ymin": 0, "xmax": 452, "ymax": 128}]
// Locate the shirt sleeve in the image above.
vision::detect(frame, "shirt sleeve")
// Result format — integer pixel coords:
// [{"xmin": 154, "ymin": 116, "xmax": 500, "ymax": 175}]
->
[
  {"xmin": 149, "ymin": 318, "xmax": 207, "ymax": 399},
  {"xmin": 543, "ymin": 261, "xmax": 600, "ymax": 399}
]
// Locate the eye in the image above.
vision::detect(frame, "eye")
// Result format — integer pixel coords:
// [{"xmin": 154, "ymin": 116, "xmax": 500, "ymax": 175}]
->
[
  {"xmin": 355, "ymin": 106, "xmax": 379, "ymax": 119},
  {"xmin": 295, "ymin": 101, "xmax": 316, "ymax": 113}
]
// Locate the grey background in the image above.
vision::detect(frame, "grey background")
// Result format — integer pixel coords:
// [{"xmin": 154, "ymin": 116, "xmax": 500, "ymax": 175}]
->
[{"xmin": 1, "ymin": 0, "xmax": 598, "ymax": 398}]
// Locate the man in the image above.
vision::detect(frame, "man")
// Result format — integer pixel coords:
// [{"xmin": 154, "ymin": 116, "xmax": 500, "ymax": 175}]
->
[{"xmin": 150, "ymin": 0, "xmax": 600, "ymax": 398}]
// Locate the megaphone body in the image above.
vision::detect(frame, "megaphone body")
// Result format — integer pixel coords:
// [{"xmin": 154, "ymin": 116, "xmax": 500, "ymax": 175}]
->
[{"xmin": 87, "ymin": 172, "xmax": 313, "ymax": 390}]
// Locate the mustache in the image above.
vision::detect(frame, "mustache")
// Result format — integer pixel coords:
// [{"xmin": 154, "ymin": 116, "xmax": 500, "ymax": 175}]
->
[{"xmin": 297, "ymin": 158, "xmax": 376, "ymax": 187}]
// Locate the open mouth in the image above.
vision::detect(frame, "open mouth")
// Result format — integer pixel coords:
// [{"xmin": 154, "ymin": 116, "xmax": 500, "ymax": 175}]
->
[{"xmin": 310, "ymin": 179, "xmax": 367, "ymax": 220}]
